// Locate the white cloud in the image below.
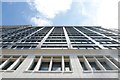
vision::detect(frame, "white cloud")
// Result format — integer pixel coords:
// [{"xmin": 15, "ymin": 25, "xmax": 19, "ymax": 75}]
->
[
  {"xmin": 32, "ymin": 0, "xmax": 72, "ymax": 19},
  {"xmin": 95, "ymin": 0, "xmax": 119, "ymax": 29},
  {"xmin": 78, "ymin": 0, "xmax": 119, "ymax": 29},
  {"xmin": 28, "ymin": 0, "xmax": 72, "ymax": 26},
  {"xmin": 28, "ymin": 0, "xmax": 119, "ymax": 28},
  {"xmin": 31, "ymin": 17, "xmax": 51, "ymax": 26}
]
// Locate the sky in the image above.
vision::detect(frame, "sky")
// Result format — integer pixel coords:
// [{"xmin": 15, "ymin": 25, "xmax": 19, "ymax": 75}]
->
[{"xmin": 1, "ymin": 0, "xmax": 120, "ymax": 29}]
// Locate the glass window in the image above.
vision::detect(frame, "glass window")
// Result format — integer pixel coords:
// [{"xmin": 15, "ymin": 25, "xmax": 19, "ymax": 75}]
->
[
  {"xmin": 27, "ymin": 56, "xmax": 72, "ymax": 72},
  {"xmin": 0, "ymin": 55, "xmax": 27, "ymax": 71},
  {"xmin": 89, "ymin": 62, "xmax": 101, "ymax": 70},
  {"xmin": 80, "ymin": 62, "xmax": 88, "ymax": 70},
  {"xmin": 52, "ymin": 62, "xmax": 62, "ymax": 71},
  {"xmin": 39, "ymin": 62, "xmax": 50, "ymax": 71}
]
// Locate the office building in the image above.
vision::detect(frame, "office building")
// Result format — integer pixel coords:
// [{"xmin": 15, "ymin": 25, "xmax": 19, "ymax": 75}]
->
[{"xmin": 1, "ymin": 25, "xmax": 119, "ymax": 80}]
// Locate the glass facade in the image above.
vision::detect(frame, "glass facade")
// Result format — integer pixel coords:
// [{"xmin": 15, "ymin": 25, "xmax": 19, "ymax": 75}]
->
[{"xmin": 1, "ymin": 26, "xmax": 120, "ymax": 49}]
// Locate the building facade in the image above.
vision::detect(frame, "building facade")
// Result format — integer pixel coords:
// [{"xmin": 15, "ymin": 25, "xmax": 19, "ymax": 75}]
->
[{"xmin": 0, "ymin": 25, "xmax": 120, "ymax": 80}]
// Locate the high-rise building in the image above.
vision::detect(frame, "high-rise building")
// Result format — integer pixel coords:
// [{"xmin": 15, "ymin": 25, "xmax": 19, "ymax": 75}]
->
[{"xmin": 1, "ymin": 25, "xmax": 119, "ymax": 80}]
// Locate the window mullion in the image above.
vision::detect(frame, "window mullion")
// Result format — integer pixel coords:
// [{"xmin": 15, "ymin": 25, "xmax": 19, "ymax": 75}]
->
[
  {"xmin": 62, "ymin": 56, "xmax": 65, "ymax": 72},
  {"xmin": 94, "ymin": 57, "xmax": 106, "ymax": 71},
  {"xmin": 7, "ymin": 56, "xmax": 22, "ymax": 70},
  {"xmin": 0, "ymin": 56, "xmax": 12, "ymax": 69},
  {"xmin": 34, "ymin": 56, "xmax": 42, "ymax": 71},
  {"xmin": 83, "ymin": 56, "xmax": 92, "ymax": 71},
  {"xmin": 48, "ymin": 57, "xmax": 53, "ymax": 71}
]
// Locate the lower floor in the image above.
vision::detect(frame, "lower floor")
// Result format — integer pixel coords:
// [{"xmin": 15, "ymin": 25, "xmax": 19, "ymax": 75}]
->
[{"xmin": 1, "ymin": 49, "xmax": 119, "ymax": 79}]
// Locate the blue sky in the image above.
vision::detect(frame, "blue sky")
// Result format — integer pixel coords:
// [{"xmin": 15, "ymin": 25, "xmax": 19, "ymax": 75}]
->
[
  {"xmin": 2, "ymin": 0, "xmax": 119, "ymax": 29},
  {"xmin": 2, "ymin": 2, "xmax": 31, "ymax": 25},
  {"xmin": 2, "ymin": 2, "xmax": 83, "ymax": 26}
]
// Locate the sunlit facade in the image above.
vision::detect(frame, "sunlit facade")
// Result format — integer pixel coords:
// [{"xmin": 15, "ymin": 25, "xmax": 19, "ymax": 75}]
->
[{"xmin": 1, "ymin": 25, "xmax": 119, "ymax": 80}]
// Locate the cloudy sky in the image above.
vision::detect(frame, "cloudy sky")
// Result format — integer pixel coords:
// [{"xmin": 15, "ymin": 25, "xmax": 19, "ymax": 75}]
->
[{"xmin": 2, "ymin": 0, "xmax": 120, "ymax": 29}]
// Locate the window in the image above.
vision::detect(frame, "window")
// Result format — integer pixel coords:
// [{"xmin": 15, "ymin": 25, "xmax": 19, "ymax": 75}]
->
[
  {"xmin": 2, "ymin": 61, "xmax": 14, "ymax": 70},
  {"xmin": 39, "ymin": 56, "xmax": 50, "ymax": 71},
  {"xmin": 51, "ymin": 56, "xmax": 62, "ymax": 71},
  {"xmin": 28, "ymin": 59, "xmax": 37, "ymax": 70},
  {"xmin": 26, "ymin": 56, "xmax": 72, "ymax": 72},
  {"xmin": 52, "ymin": 62, "xmax": 61, "ymax": 71},
  {"xmin": 99, "ymin": 61, "xmax": 112, "ymax": 70},
  {"xmin": 89, "ymin": 62, "xmax": 101, "ymax": 70},
  {"xmin": 107, "ymin": 57, "xmax": 120, "ymax": 68},
  {"xmin": 0, "ymin": 55, "xmax": 27, "ymax": 71},
  {"xmin": 80, "ymin": 62, "xmax": 88, "ymax": 70},
  {"xmin": 78, "ymin": 55, "xmax": 119, "ymax": 72},
  {"xmin": 64, "ymin": 56, "xmax": 71, "ymax": 71},
  {"xmin": 39, "ymin": 62, "xmax": 50, "ymax": 71},
  {"xmin": 78, "ymin": 56, "xmax": 90, "ymax": 71}
]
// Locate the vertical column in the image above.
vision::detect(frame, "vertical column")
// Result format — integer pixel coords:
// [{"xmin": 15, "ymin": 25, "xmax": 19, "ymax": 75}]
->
[
  {"xmin": 63, "ymin": 27, "xmax": 73, "ymax": 49},
  {"xmin": 36, "ymin": 27, "xmax": 55, "ymax": 49},
  {"xmin": 94, "ymin": 57, "xmax": 106, "ymax": 70},
  {"xmin": 5, "ymin": 27, "xmax": 30, "ymax": 39},
  {"xmin": 17, "ymin": 27, "xmax": 45, "ymax": 43},
  {"xmin": 62, "ymin": 56, "xmax": 65, "ymax": 72},
  {"xmin": 34, "ymin": 56, "xmax": 42, "ymax": 71},
  {"xmin": 7, "ymin": 56, "xmax": 22, "ymax": 70},
  {"xmin": 49, "ymin": 57, "xmax": 53, "ymax": 71},
  {"xmin": 8, "ymin": 27, "xmax": 44, "ymax": 49},
  {"xmin": 0, "ymin": 56, "xmax": 12, "ymax": 69},
  {"xmin": 94, "ymin": 27, "xmax": 118, "ymax": 36},
  {"xmin": 83, "ymin": 56, "xmax": 92, "ymax": 71},
  {"xmin": 83, "ymin": 27, "xmax": 120, "ymax": 43},
  {"xmin": 25, "ymin": 56, "xmax": 35, "ymax": 72},
  {"xmin": 104, "ymin": 56, "xmax": 119, "ymax": 70},
  {"xmin": 73, "ymin": 27, "xmax": 106, "ymax": 49}
]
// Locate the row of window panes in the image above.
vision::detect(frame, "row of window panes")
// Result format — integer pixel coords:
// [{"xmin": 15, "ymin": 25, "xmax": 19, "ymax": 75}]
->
[
  {"xmin": 95, "ymin": 40, "xmax": 119, "ymax": 44},
  {"xmin": 11, "ymin": 46, "xmax": 37, "ymax": 49},
  {"xmin": 2, "ymin": 27, "xmax": 31, "ymax": 38},
  {"xmin": 45, "ymin": 40, "xmax": 66, "ymax": 42},
  {"xmin": 1, "ymin": 28, "xmax": 49, "ymax": 42},
  {"xmin": 26, "ymin": 37, "xmax": 44, "ymax": 39},
  {"xmin": 0, "ymin": 55, "xmax": 119, "ymax": 73},
  {"xmin": 0, "ymin": 55, "xmax": 27, "ymax": 71},
  {"xmin": 78, "ymin": 55, "xmax": 120, "ymax": 72},
  {"xmin": 41, "ymin": 46, "xmax": 68, "ymax": 48},
  {"xmin": 27, "ymin": 56, "xmax": 71, "ymax": 72},
  {"xmin": 70, "ymin": 40, "xmax": 94, "ymax": 44},
  {"xmin": 21, "ymin": 40, "xmax": 41, "ymax": 42},
  {"xmin": 73, "ymin": 46, "xmax": 100, "ymax": 49},
  {"xmin": 104, "ymin": 46, "xmax": 120, "ymax": 49},
  {"xmin": 94, "ymin": 27, "xmax": 116, "ymax": 36},
  {"xmin": 2, "ymin": 28, "xmax": 38, "ymax": 41}
]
